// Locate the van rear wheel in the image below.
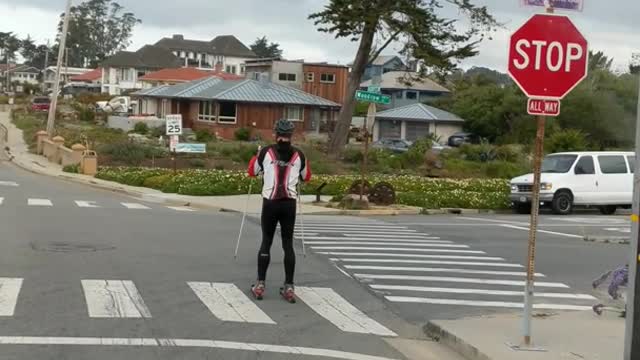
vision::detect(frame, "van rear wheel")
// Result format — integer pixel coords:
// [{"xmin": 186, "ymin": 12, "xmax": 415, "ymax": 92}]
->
[
  {"xmin": 599, "ymin": 206, "xmax": 617, "ymax": 215},
  {"xmin": 551, "ymin": 191, "xmax": 574, "ymax": 215}
]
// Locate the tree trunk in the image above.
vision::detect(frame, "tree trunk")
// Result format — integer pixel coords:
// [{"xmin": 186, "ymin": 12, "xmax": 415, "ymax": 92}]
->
[{"xmin": 327, "ymin": 22, "xmax": 378, "ymax": 157}]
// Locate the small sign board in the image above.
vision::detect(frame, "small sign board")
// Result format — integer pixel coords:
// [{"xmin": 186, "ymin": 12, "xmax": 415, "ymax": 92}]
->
[
  {"xmin": 166, "ymin": 114, "xmax": 183, "ymax": 136},
  {"xmin": 367, "ymin": 86, "xmax": 381, "ymax": 94},
  {"xmin": 528, "ymin": 98, "xmax": 561, "ymax": 116},
  {"xmin": 169, "ymin": 135, "xmax": 179, "ymax": 152},
  {"xmin": 356, "ymin": 90, "xmax": 391, "ymax": 105},
  {"xmin": 176, "ymin": 143, "xmax": 207, "ymax": 154},
  {"xmin": 522, "ymin": 0, "xmax": 584, "ymax": 11}
]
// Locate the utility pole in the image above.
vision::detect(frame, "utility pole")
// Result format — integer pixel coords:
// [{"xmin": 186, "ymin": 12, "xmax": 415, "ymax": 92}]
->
[
  {"xmin": 624, "ymin": 52, "xmax": 640, "ymax": 360},
  {"xmin": 46, "ymin": 0, "xmax": 72, "ymax": 136},
  {"xmin": 65, "ymin": 47, "xmax": 69, "ymax": 84},
  {"xmin": 42, "ymin": 40, "xmax": 50, "ymax": 93}
]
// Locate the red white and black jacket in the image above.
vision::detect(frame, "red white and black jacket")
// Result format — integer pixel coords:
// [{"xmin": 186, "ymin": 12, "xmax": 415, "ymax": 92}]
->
[{"xmin": 248, "ymin": 145, "xmax": 312, "ymax": 200}]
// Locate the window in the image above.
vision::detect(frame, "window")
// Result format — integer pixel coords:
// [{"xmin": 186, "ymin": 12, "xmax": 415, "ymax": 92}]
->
[
  {"xmin": 406, "ymin": 91, "xmax": 418, "ymax": 100},
  {"xmin": 306, "ymin": 72, "xmax": 315, "ymax": 82},
  {"xmin": 628, "ymin": 156, "xmax": 636, "ymax": 173},
  {"xmin": 225, "ymin": 65, "xmax": 237, "ymax": 74},
  {"xmin": 320, "ymin": 73, "xmax": 335, "ymax": 83},
  {"xmin": 285, "ymin": 106, "xmax": 303, "ymax": 122},
  {"xmin": 218, "ymin": 102, "xmax": 237, "ymax": 123},
  {"xmin": 278, "ymin": 73, "xmax": 297, "ymax": 82},
  {"xmin": 180, "ymin": 51, "xmax": 186, "ymax": 58},
  {"xmin": 599, "ymin": 155, "xmax": 628, "ymax": 174},
  {"xmin": 574, "ymin": 156, "xmax": 595, "ymax": 175},
  {"xmin": 188, "ymin": 52, "xmax": 194, "ymax": 59},
  {"xmin": 542, "ymin": 155, "xmax": 577, "ymax": 173},
  {"xmin": 198, "ymin": 101, "xmax": 215, "ymax": 122},
  {"xmin": 240, "ymin": 65, "xmax": 246, "ymax": 75}
]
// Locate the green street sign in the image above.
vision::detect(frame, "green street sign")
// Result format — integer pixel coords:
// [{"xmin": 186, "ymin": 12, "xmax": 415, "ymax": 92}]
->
[
  {"xmin": 367, "ymin": 86, "xmax": 381, "ymax": 94},
  {"xmin": 356, "ymin": 90, "xmax": 391, "ymax": 105}
]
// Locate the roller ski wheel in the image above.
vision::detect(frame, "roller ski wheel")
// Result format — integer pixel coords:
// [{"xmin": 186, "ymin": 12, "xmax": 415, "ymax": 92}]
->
[
  {"xmin": 251, "ymin": 282, "xmax": 266, "ymax": 300},
  {"xmin": 280, "ymin": 284, "xmax": 296, "ymax": 304}
]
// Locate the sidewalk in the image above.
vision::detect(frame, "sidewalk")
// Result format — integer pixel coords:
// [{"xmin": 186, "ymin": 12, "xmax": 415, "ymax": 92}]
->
[{"xmin": 426, "ymin": 310, "xmax": 623, "ymax": 360}]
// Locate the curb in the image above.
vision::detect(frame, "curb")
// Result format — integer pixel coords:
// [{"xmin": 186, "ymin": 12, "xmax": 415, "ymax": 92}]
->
[
  {"xmin": 424, "ymin": 321, "xmax": 491, "ymax": 360},
  {"xmin": 583, "ymin": 236, "xmax": 630, "ymax": 245},
  {"xmin": 422, "ymin": 208, "xmax": 511, "ymax": 215}
]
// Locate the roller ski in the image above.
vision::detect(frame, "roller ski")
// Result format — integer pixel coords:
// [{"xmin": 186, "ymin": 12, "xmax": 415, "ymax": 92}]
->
[
  {"xmin": 280, "ymin": 284, "xmax": 296, "ymax": 303},
  {"xmin": 251, "ymin": 281, "xmax": 266, "ymax": 300}
]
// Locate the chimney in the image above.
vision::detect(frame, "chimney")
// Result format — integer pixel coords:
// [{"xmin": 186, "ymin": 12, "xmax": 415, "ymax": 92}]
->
[
  {"xmin": 215, "ymin": 61, "xmax": 223, "ymax": 72},
  {"xmin": 259, "ymin": 73, "xmax": 270, "ymax": 87},
  {"xmin": 172, "ymin": 34, "xmax": 184, "ymax": 40}
]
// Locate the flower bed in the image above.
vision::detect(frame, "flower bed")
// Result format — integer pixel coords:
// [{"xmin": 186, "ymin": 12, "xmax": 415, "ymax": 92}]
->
[{"xmin": 95, "ymin": 167, "xmax": 511, "ymax": 209}]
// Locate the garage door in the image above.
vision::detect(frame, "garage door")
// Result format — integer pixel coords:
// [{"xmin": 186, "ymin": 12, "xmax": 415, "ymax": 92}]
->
[
  {"xmin": 406, "ymin": 122, "xmax": 430, "ymax": 142},
  {"xmin": 379, "ymin": 120, "xmax": 401, "ymax": 139}
]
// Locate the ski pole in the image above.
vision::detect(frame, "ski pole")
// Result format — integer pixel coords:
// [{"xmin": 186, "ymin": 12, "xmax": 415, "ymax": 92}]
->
[
  {"xmin": 297, "ymin": 183, "xmax": 306, "ymax": 257},
  {"xmin": 234, "ymin": 181, "xmax": 253, "ymax": 260}
]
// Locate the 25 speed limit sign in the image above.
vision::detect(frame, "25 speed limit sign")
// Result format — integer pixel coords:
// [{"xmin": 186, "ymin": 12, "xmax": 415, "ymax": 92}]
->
[{"xmin": 166, "ymin": 114, "xmax": 183, "ymax": 136}]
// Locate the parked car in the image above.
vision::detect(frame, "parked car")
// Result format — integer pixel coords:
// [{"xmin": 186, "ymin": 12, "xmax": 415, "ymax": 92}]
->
[
  {"xmin": 431, "ymin": 141, "xmax": 450, "ymax": 153},
  {"xmin": 372, "ymin": 139, "xmax": 413, "ymax": 153},
  {"xmin": 96, "ymin": 96, "xmax": 138, "ymax": 114},
  {"xmin": 448, "ymin": 132, "xmax": 481, "ymax": 147},
  {"xmin": 30, "ymin": 96, "xmax": 51, "ymax": 112},
  {"xmin": 510, "ymin": 151, "xmax": 635, "ymax": 215}
]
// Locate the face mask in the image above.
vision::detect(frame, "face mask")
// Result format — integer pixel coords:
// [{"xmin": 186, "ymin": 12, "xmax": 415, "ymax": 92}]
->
[{"xmin": 277, "ymin": 139, "xmax": 292, "ymax": 150}]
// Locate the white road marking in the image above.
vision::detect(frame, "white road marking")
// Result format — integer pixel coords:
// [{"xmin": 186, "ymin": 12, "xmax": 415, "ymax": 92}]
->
[
  {"xmin": 311, "ymin": 247, "xmax": 485, "ymax": 254},
  {"xmin": 0, "ymin": 197, "xmax": 3, "ymax": 205},
  {"xmin": 343, "ymin": 234, "xmax": 439, "ymax": 239},
  {"xmin": 353, "ymin": 274, "xmax": 569, "ymax": 288},
  {"xmin": 81, "ymin": 280, "xmax": 152, "ymax": 318},
  {"xmin": 300, "ymin": 226, "xmax": 415, "ymax": 232},
  {"xmin": 0, "ymin": 336, "xmax": 399, "ymax": 360},
  {"xmin": 188, "ymin": 282, "xmax": 275, "ymax": 324},
  {"xmin": 369, "ymin": 285, "xmax": 596, "ymax": 300},
  {"xmin": 296, "ymin": 223, "xmax": 410, "ymax": 229},
  {"xmin": 336, "ymin": 259, "xmax": 522, "ymax": 268},
  {"xmin": 316, "ymin": 252, "xmax": 503, "ymax": 261},
  {"xmin": 344, "ymin": 265, "xmax": 543, "ymax": 277},
  {"xmin": 457, "ymin": 217, "xmax": 529, "ymax": 226},
  {"xmin": 296, "ymin": 287, "xmax": 397, "ymax": 337},
  {"xmin": 27, "ymin": 198, "xmax": 53, "ymax": 207},
  {"xmin": 0, "ymin": 278, "xmax": 23, "ymax": 316},
  {"xmin": 306, "ymin": 242, "xmax": 468, "ymax": 248},
  {"xmin": 121, "ymin": 203, "xmax": 150, "ymax": 210},
  {"xmin": 605, "ymin": 227, "xmax": 631, "ymax": 233},
  {"xmin": 294, "ymin": 232, "xmax": 319, "ymax": 236},
  {"xmin": 385, "ymin": 296, "xmax": 592, "ymax": 310},
  {"xmin": 500, "ymin": 225, "xmax": 583, "ymax": 239},
  {"xmin": 333, "ymin": 264, "xmax": 353, "ymax": 279},
  {"xmin": 167, "ymin": 206, "xmax": 195, "ymax": 212},
  {"xmin": 75, "ymin": 201, "xmax": 99, "ymax": 208},
  {"xmin": 302, "ymin": 236, "xmax": 450, "ymax": 243},
  {"xmin": 0, "ymin": 181, "xmax": 19, "ymax": 187}
]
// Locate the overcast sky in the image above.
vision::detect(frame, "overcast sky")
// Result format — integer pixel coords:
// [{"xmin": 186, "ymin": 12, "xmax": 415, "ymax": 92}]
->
[{"xmin": 1, "ymin": 0, "xmax": 638, "ymax": 72}]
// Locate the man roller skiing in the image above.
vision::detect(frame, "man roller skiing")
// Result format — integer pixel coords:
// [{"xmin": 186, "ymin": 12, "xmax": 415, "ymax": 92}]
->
[{"xmin": 248, "ymin": 119, "xmax": 312, "ymax": 303}]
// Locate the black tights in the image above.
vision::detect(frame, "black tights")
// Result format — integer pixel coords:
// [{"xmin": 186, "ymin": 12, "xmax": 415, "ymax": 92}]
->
[{"xmin": 258, "ymin": 199, "xmax": 296, "ymax": 284}]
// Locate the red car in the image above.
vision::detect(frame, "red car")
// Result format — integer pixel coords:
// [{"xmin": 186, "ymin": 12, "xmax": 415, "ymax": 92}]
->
[{"xmin": 31, "ymin": 97, "xmax": 51, "ymax": 112}]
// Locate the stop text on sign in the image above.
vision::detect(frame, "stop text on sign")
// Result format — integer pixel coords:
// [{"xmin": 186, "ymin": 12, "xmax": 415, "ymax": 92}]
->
[
  {"xmin": 513, "ymin": 40, "xmax": 584, "ymax": 73},
  {"xmin": 527, "ymin": 98, "xmax": 560, "ymax": 117}
]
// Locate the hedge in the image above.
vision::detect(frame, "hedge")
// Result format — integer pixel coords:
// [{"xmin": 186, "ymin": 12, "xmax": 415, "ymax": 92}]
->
[{"xmin": 95, "ymin": 167, "xmax": 511, "ymax": 209}]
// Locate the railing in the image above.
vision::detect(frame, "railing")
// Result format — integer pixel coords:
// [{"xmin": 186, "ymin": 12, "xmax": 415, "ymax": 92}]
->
[{"xmin": 0, "ymin": 123, "xmax": 7, "ymax": 144}]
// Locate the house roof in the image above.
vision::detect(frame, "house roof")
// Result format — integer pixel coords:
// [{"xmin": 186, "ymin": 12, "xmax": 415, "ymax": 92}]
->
[
  {"xmin": 372, "ymin": 55, "xmax": 402, "ymax": 66},
  {"xmin": 7, "ymin": 65, "xmax": 40, "ymax": 74},
  {"xmin": 139, "ymin": 68, "xmax": 242, "ymax": 82},
  {"xmin": 0, "ymin": 64, "xmax": 19, "ymax": 72},
  {"xmin": 210, "ymin": 35, "xmax": 256, "ymax": 58},
  {"xmin": 70, "ymin": 68, "xmax": 102, "ymax": 81},
  {"xmin": 376, "ymin": 103, "xmax": 463, "ymax": 123},
  {"xmin": 361, "ymin": 71, "xmax": 450, "ymax": 93},
  {"xmin": 44, "ymin": 66, "xmax": 92, "ymax": 76},
  {"xmin": 101, "ymin": 45, "xmax": 182, "ymax": 69},
  {"xmin": 134, "ymin": 76, "xmax": 340, "ymax": 108},
  {"xmin": 155, "ymin": 35, "xmax": 212, "ymax": 53}
]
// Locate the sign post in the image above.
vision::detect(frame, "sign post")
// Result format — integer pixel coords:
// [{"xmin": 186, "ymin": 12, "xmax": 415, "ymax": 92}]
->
[
  {"xmin": 356, "ymin": 78, "xmax": 385, "ymax": 200},
  {"xmin": 166, "ymin": 114, "xmax": 183, "ymax": 175},
  {"xmin": 507, "ymin": 5, "xmax": 588, "ymax": 349}
]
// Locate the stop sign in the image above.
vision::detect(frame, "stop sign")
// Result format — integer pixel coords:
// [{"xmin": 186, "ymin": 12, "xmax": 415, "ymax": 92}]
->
[{"xmin": 508, "ymin": 14, "xmax": 588, "ymax": 100}]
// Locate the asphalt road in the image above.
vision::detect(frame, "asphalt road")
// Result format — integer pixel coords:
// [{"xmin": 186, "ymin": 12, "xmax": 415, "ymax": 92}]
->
[{"xmin": 0, "ymin": 161, "xmax": 445, "ymax": 360}]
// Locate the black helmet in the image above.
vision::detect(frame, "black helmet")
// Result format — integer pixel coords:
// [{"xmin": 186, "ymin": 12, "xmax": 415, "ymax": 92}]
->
[{"xmin": 274, "ymin": 119, "xmax": 295, "ymax": 136}]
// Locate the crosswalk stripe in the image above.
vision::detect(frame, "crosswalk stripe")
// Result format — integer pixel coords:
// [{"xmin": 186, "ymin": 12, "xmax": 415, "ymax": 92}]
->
[
  {"xmin": 167, "ymin": 206, "xmax": 195, "ymax": 212},
  {"xmin": 0, "ymin": 181, "xmax": 19, "ymax": 187},
  {"xmin": 0, "ymin": 197, "xmax": 3, "ymax": 205},
  {"xmin": 316, "ymin": 252, "xmax": 503, "ymax": 261},
  {"xmin": 297, "ymin": 287, "xmax": 397, "ymax": 337},
  {"xmin": 343, "ymin": 234, "xmax": 438, "ymax": 239},
  {"xmin": 385, "ymin": 296, "xmax": 593, "ymax": 310},
  {"xmin": 121, "ymin": 203, "xmax": 150, "ymax": 210},
  {"xmin": 0, "ymin": 278, "xmax": 22, "ymax": 316},
  {"xmin": 370, "ymin": 285, "xmax": 596, "ymax": 300},
  {"xmin": 354, "ymin": 274, "xmax": 569, "ymax": 288},
  {"xmin": 301, "ymin": 228, "xmax": 418, "ymax": 234},
  {"xmin": 334, "ymin": 258, "xmax": 523, "ymax": 268},
  {"xmin": 81, "ymin": 280, "xmax": 152, "ymax": 318},
  {"xmin": 296, "ymin": 223, "xmax": 410, "ymax": 229},
  {"xmin": 344, "ymin": 265, "xmax": 544, "ymax": 277},
  {"xmin": 306, "ymin": 242, "xmax": 468, "ymax": 248},
  {"xmin": 75, "ymin": 201, "xmax": 99, "ymax": 208},
  {"xmin": 302, "ymin": 236, "xmax": 450, "ymax": 243},
  {"xmin": 27, "ymin": 198, "xmax": 52, "ymax": 207},
  {"xmin": 311, "ymin": 247, "xmax": 485, "ymax": 254},
  {"xmin": 188, "ymin": 282, "xmax": 275, "ymax": 324}
]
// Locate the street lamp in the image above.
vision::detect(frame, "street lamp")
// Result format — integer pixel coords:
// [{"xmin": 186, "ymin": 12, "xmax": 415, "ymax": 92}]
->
[{"xmin": 46, "ymin": 0, "xmax": 73, "ymax": 136}]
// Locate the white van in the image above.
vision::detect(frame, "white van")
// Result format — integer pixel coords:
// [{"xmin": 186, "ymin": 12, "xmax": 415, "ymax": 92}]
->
[{"xmin": 510, "ymin": 151, "xmax": 635, "ymax": 215}]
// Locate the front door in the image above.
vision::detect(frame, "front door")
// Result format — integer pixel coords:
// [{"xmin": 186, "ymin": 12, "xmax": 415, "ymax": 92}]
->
[
  {"xmin": 572, "ymin": 155, "xmax": 597, "ymax": 205},
  {"xmin": 180, "ymin": 101, "xmax": 192, "ymax": 129}
]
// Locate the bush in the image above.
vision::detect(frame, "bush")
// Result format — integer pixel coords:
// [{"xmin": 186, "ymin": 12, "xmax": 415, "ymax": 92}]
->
[
  {"xmin": 133, "ymin": 122, "xmax": 149, "ymax": 135},
  {"xmin": 343, "ymin": 148, "xmax": 364, "ymax": 163},
  {"xmin": 63, "ymin": 164, "xmax": 80, "ymax": 173},
  {"xmin": 77, "ymin": 106, "xmax": 96, "ymax": 122},
  {"xmin": 0, "ymin": 96, "xmax": 9, "ymax": 105},
  {"xmin": 190, "ymin": 158, "xmax": 206, "ymax": 168},
  {"xmin": 234, "ymin": 128, "xmax": 251, "ymax": 141},
  {"xmin": 397, "ymin": 191, "xmax": 510, "ymax": 210},
  {"xmin": 98, "ymin": 142, "xmax": 167, "ymax": 165},
  {"xmin": 143, "ymin": 174, "xmax": 174, "ymax": 190},
  {"xmin": 95, "ymin": 167, "xmax": 172, "ymax": 187},
  {"xmin": 459, "ymin": 141, "xmax": 496, "ymax": 162},
  {"xmin": 546, "ymin": 129, "xmax": 588, "ymax": 153},
  {"xmin": 149, "ymin": 126, "xmax": 166, "ymax": 138},
  {"xmin": 404, "ymin": 137, "xmax": 433, "ymax": 164},
  {"xmin": 195, "ymin": 129, "xmax": 215, "ymax": 142}
]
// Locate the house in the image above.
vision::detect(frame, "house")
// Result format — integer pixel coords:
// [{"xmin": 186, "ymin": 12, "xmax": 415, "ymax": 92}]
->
[
  {"xmin": 359, "ymin": 55, "xmax": 406, "ymax": 81},
  {"xmin": 154, "ymin": 34, "xmax": 256, "ymax": 75},
  {"xmin": 132, "ymin": 76, "xmax": 341, "ymax": 140},
  {"xmin": 1, "ymin": 65, "xmax": 40, "ymax": 89},
  {"xmin": 360, "ymin": 71, "xmax": 450, "ymax": 109},
  {"xmin": 373, "ymin": 103, "xmax": 464, "ymax": 143},
  {"xmin": 244, "ymin": 58, "xmax": 349, "ymax": 104},
  {"xmin": 42, "ymin": 66, "xmax": 93, "ymax": 91},
  {"xmin": 138, "ymin": 67, "xmax": 242, "ymax": 89},
  {"xmin": 100, "ymin": 45, "xmax": 182, "ymax": 95},
  {"xmin": 69, "ymin": 68, "xmax": 102, "ymax": 84}
]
